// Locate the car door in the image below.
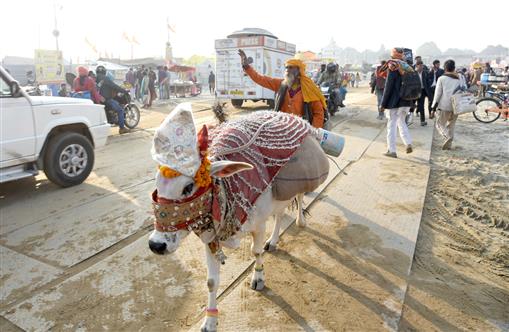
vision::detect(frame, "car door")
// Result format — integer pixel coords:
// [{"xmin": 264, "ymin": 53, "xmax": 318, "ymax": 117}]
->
[{"xmin": 0, "ymin": 76, "xmax": 36, "ymax": 166}]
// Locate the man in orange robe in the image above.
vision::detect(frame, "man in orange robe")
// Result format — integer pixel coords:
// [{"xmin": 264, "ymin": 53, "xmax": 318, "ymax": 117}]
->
[{"xmin": 238, "ymin": 49, "xmax": 326, "ymax": 128}]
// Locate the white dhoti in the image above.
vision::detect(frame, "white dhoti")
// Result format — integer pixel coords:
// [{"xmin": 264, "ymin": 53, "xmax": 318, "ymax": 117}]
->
[
  {"xmin": 436, "ymin": 110, "xmax": 458, "ymax": 140},
  {"xmin": 386, "ymin": 106, "xmax": 412, "ymax": 153}
]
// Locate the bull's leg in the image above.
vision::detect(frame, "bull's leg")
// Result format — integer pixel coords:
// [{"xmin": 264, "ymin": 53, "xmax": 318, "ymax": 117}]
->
[
  {"xmin": 295, "ymin": 193, "xmax": 306, "ymax": 228},
  {"xmin": 200, "ymin": 245, "xmax": 220, "ymax": 332},
  {"xmin": 264, "ymin": 212, "xmax": 283, "ymax": 252},
  {"xmin": 250, "ymin": 223, "xmax": 266, "ymax": 291}
]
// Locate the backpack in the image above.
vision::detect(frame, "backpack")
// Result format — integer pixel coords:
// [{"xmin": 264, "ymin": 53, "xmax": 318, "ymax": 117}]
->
[
  {"xmin": 400, "ymin": 69, "xmax": 422, "ymax": 101},
  {"xmin": 375, "ymin": 75, "xmax": 386, "ymax": 90}
]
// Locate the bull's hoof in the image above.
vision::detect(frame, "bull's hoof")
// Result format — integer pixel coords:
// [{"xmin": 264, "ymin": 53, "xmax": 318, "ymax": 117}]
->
[
  {"xmin": 250, "ymin": 279, "xmax": 265, "ymax": 291},
  {"xmin": 200, "ymin": 324, "xmax": 217, "ymax": 332},
  {"xmin": 296, "ymin": 217, "xmax": 307, "ymax": 228},
  {"xmin": 264, "ymin": 241, "xmax": 277, "ymax": 252}
]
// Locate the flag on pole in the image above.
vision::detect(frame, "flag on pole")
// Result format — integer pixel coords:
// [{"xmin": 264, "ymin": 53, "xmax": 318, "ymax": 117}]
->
[
  {"xmin": 122, "ymin": 31, "xmax": 132, "ymax": 43},
  {"xmin": 85, "ymin": 37, "xmax": 98, "ymax": 53}
]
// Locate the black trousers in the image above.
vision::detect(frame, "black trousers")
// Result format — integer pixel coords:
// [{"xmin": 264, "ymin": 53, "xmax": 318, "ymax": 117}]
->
[
  {"xmin": 416, "ymin": 89, "xmax": 427, "ymax": 122},
  {"xmin": 428, "ymin": 87, "xmax": 435, "ymax": 115}
]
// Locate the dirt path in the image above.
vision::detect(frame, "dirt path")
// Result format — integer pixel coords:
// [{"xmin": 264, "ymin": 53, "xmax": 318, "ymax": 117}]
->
[{"xmin": 399, "ymin": 116, "xmax": 509, "ymax": 331}]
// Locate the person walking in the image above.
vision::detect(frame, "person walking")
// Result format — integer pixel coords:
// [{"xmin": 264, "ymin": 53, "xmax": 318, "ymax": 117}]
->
[
  {"xmin": 125, "ymin": 68, "xmax": 136, "ymax": 98},
  {"xmin": 428, "ymin": 60, "xmax": 444, "ymax": 119},
  {"xmin": 355, "ymin": 72, "xmax": 361, "ymax": 88},
  {"xmin": 148, "ymin": 68, "xmax": 157, "ymax": 107},
  {"xmin": 140, "ymin": 70, "xmax": 150, "ymax": 108},
  {"xmin": 158, "ymin": 66, "xmax": 168, "ymax": 99},
  {"xmin": 431, "ymin": 59, "xmax": 464, "ymax": 150},
  {"xmin": 208, "ymin": 71, "xmax": 216, "ymax": 95},
  {"xmin": 415, "ymin": 60, "xmax": 431, "ymax": 126},
  {"xmin": 380, "ymin": 48, "xmax": 413, "ymax": 158},
  {"xmin": 372, "ymin": 60, "xmax": 387, "ymax": 120}
]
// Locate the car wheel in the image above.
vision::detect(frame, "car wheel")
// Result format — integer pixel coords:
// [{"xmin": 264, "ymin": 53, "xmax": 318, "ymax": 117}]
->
[{"xmin": 44, "ymin": 132, "xmax": 94, "ymax": 187}]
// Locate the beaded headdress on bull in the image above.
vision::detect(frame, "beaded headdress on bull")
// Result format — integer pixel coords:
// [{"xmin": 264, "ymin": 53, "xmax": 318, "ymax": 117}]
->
[
  {"xmin": 151, "ymin": 103, "xmax": 211, "ymax": 188},
  {"xmin": 150, "ymin": 103, "xmax": 216, "ymax": 237}
]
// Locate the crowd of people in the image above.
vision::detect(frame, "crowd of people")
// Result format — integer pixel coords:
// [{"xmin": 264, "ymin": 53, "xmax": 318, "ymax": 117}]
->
[
  {"xmin": 313, "ymin": 65, "xmax": 362, "ymax": 89},
  {"xmin": 370, "ymin": 48, "xmax": 509, "ymax": 157},
  {"xmin": 124, "ymin": 65, "xmax": 166, "ymax": 109}
]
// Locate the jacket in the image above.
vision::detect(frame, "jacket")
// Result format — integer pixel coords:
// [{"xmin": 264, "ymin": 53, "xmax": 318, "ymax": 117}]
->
[
  {"xmin": 97, "ymin": 74, "xmax": 126, "ymax": 100},
  {"xmin": 417, "ymin": 70, "xmax": 432, "ymax": 97},
  {"xmin": 317, "ymin": 71, "xmax": 341, "ymax": 86},
  {"xmin": 431, "ymin": 74, "xmax": 463, "ymax": 112},
  {"xmin": 381, "ymin": 69, "xmax": 413, "ymax": 109},
  {"xmin": 73, "ymin": 76, "xmax": 101, "ymax": 104},
  {"xmin": 244, "ymin": 66, "xmax": 324, "ymax": 128},
  {"xmin": 428, "ymin": 68, "xmax": 444, "ymax": 88}
]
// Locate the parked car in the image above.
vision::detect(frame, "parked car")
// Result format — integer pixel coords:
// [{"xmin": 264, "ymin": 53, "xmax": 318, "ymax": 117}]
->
[{"xmin": 0, "ymin": 66, "xmax": 110, "ymax": 187}]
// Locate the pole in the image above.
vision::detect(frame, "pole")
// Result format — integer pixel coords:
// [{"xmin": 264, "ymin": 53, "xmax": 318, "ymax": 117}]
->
[
  {"xmin": 166, "ymin": 17, "xmax": 170, "ymax": 43},
  {"xmin": 52, "ymin": 2, "xmax": 60, "ymax": 51}
]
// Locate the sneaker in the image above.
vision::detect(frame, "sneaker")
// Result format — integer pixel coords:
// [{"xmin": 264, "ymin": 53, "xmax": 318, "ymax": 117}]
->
[
  {"xmin": 420, "ymin": 121, "xmax": 427, "ymax": 126},
  {"xmin": 339, "ymin": 102, "xmax": 346, "ymax": 108},
  {"xmin": 442, "ymin": 138, "xmax": 452, "ymax": 150},
  {"xmin": 383, "ymin": 151, "xmax": 397, "ymax": 158},
  {"xmin": 406, "ymin": 145, "xmax": 413, "ymax": 154},
  {"xmin": 119, "ymin": 128, "xmax": 131, "ymax": 134}
]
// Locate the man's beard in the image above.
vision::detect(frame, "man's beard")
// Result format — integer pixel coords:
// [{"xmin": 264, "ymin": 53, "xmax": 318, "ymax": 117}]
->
[{"xmin": 284, "ymin": 72, "xmax": 299, "ymax": 86}]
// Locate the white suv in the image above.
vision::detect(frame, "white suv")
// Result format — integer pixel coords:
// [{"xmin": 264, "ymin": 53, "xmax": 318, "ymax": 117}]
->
[{"xmin": 0, "ymin": 66, "xmax": 110, "ymax": 187}]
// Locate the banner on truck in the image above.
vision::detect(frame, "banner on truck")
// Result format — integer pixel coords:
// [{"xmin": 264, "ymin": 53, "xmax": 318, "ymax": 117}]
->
[{"xmin": 34, "ymin": 49, "xmax": 65, "ymax": 83}]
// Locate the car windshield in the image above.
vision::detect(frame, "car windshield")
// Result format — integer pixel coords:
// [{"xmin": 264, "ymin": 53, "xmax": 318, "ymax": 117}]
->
[{"xmin": 0, "ymin": 76, "xmax": 12, "ymax": 97}]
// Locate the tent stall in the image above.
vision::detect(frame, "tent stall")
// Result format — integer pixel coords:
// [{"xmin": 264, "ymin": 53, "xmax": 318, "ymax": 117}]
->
[{"xmin": 168, "ymin": 64, "xmax": 201, "ymax": 97}]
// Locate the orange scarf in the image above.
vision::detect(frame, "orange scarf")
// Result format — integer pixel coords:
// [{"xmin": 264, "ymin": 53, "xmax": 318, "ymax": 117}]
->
[{"xmin": 285, "ymin": 59, "xmax": 327, "ymax": 109}]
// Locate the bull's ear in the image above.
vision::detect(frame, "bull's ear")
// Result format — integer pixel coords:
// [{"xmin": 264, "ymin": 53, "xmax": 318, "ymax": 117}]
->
[{"xmin": 210, "ymin": 161, "xmax": 253, "ymax": 178}]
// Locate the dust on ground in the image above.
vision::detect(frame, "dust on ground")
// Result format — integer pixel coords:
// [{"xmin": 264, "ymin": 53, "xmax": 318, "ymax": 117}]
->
[{"xmin": 399, "ymin": 116, "xmax": 509, "ymax": 331}]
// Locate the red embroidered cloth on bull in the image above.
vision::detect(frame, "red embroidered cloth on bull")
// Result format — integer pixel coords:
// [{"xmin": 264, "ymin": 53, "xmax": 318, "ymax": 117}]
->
[{"xmin": 209, "ymin": 111, "xmax": 311, "ymax": 241}]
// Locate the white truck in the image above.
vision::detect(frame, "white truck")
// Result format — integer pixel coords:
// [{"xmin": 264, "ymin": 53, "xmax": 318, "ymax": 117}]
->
[
  {"xmin": 215, "ymin": 28, "xmax": 296, "ymax": 108},
  {"xmin": 0, "ymin": 66, "xmax": 110, "ymax": 187}
]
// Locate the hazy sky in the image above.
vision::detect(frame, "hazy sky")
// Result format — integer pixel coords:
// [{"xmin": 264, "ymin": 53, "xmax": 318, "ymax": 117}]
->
[{"xmin": 2, "ymin": 0, "xmax": 507, "ymax": 62}]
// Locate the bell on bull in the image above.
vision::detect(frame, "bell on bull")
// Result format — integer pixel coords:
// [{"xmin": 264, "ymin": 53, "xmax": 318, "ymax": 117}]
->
[{"xmin": 148, "ymin": 102, "xmax": 341, "ymax": 332}]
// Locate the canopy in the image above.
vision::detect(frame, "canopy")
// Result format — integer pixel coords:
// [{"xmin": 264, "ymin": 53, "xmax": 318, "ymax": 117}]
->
[{"xmin": 169, "ymin": 64, "xmax": 195, "ymax": 73}]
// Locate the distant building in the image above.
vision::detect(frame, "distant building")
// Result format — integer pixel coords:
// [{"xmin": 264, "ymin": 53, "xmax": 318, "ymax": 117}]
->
[
  {"xmin": 1, "ymin": 56, "xmax": 35, "ymax": 84},
  {"xmin": 296, "ymin": 51, "xmax": 322, "ymax": 73}
]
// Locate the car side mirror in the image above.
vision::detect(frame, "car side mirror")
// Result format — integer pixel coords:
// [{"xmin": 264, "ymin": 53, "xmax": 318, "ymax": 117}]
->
[{"xmin": 10, "ymin": 81, "xmax": 21, "ymax": 97}]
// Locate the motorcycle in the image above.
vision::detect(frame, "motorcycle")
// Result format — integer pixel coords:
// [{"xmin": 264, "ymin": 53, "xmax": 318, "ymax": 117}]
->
[
  {"xmin": 320, "ymin": 82, "xmax": 339, "ymax": 117},
  {"xmin": 104, "ymin": 91, "xmax": 141, "ymax": 129},
  {"xmin": 67, "ymin": 72, "xmax": 140, "ymax": 129}
]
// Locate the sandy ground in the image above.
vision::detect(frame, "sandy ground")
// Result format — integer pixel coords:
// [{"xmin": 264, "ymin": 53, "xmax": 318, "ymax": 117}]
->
[
  {"xmin": 1, "ymin": 89, "xmax": 508, "ymax": 331},
  {"xmin": 399, "ymin": 115, "xmax": 509, "ymax": 331}
]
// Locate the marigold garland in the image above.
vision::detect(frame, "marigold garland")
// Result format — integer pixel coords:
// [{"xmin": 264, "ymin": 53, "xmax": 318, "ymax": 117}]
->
[
  {"xmin": 158, "ymin": 165, "xmax": 181, "ymax": 179},
  {"xmin": 158, "ymin": 152, "xmax": 212, "ymax": 189},
  {"xmin": 194, "ymin": 153, "xmax": 212, "ymax": 188}
]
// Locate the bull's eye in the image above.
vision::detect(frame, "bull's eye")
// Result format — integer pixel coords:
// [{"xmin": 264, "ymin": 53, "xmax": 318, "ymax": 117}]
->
[{"xmin": 182, "ymin": 183, "xmax": 194, "ymax": 196}]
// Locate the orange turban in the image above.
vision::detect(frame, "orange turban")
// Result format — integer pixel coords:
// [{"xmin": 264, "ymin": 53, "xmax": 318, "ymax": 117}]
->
[
  {"xmin": 77, "ymin": 66, "xmax": 88, "ymax": 76},
  {"xmin": 285, "ymin": 58, "xmax": 327, "ymax": 109}
]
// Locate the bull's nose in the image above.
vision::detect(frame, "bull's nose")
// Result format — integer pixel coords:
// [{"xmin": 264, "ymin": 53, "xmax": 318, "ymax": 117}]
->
[{"xmin": 149, "ymin": 240, "xmax": 167, "ymax": 255}]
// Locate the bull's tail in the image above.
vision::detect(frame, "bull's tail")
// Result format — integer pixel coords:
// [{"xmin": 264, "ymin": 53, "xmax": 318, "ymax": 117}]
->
[{"xmin": 212, "ymin": 100, "xmax": 228, "ymax": 124}]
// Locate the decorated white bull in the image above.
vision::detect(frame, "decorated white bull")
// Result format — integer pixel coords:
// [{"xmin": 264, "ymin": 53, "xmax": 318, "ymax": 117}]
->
[{"xmin": 148, "ymin": 103, "xmax": 341, "ymax": 331}]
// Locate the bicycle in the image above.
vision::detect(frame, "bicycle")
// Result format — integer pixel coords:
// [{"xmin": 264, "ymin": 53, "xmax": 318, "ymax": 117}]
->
[{"xmin": 474, "ymin": 89, "xmax": 508, "ymax": 123}]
